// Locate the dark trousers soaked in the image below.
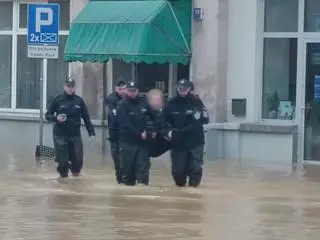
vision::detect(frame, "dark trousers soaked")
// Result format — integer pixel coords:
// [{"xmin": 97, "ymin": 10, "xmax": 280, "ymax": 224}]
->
[
  {"xmin": 170, "ymin": 145, "xmax": 204, "ymax": 187},
  {"xmin": 110, "ymin": 140, "xmax": 122, "ymax": 184},
  {"xmin": 54, "ymin": 135, "xmax": 83, "ymax": 178},
  {"xmin": 119, "ymin": 141, "xmax": 150, "ymax": 186}
]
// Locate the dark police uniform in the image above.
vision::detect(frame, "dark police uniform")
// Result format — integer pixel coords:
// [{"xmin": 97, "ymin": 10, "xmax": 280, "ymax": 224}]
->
[
  {"xmin": 117, "ymin": 82, "xmax": 150, "ymax": 185},
  {"xmin": 165, "ymin": 80, "xmax": 209, "ymax": 187},
  {"xmin": 105, "ymin": 81, "xmax": 126, "ymax": 184},
  {"xmin": 45, "ymin": 80, "xmax": 95, "ymax": 178}
]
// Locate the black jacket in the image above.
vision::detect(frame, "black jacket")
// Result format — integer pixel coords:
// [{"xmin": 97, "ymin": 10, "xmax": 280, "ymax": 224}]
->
[
  {"xmin": 164, "ymin": 94, "xmax": 209, "ymax": 149},
  {"xmin": 45, "ymin": 93, "xmax": 95, "ymax": 137},
  {"xmin": 147, "ymin": 106, "xmax": 171, "ymax": 157},
  {"xmin": 117, "ymin": 96, "xmax": 150, "ymax": 144},
  {"xmin": 105, "ymin": 91, "xmax": 123, "ymax": 140}
]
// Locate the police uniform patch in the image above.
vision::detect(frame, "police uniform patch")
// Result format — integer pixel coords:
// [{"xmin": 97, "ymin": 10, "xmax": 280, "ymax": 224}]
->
[
  {"xmin": 194, "ymin": 111, "xmax": 201, "ymax": 120},
  {"xmin": 202, "ymin": 110, "xmax": 208, "ymax": 118}
]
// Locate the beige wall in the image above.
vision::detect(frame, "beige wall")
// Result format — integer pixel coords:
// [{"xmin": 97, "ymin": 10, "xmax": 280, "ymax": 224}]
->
[
  {"xmin": 227, "ymin": 0, "xmax": 262, "ymax": 122},
  {"xmin": 69, "ymin": 0, "xmax": 105, "ymax": 119},
  {"xmin": 191, "ymin": 0, "xmax": 229, "ymax": 123}
]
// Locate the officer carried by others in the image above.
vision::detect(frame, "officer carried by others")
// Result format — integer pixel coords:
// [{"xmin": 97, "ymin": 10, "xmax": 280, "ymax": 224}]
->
[
  {"xmin": 45, "ymin": 78, "xmax": 95, "ymax": 178},
  {"xmin": 164, "ymin": 79, "xmax": 209, "ymax": 187},
  {"xmin": 105, "ymin": 78, "xmax": 127, "ymax": 184},
  {"xmin": 117, "ymin": 81, "xmax": 152, "ymax": 186}
]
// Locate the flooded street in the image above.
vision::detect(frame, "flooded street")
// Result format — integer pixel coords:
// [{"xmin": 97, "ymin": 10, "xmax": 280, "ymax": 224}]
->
[{"xmin": 0, "ymin": 152, "xmax": 320, "ymax": 239}]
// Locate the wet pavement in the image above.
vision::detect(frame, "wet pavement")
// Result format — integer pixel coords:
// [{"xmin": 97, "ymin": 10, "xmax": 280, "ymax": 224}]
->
[{"xmin": 1, "ymin": 150, "xmax": 320, "ymax": 240}]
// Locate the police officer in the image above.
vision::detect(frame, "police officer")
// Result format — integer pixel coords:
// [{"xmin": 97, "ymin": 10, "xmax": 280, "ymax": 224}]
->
[
  {"xmin": 106, "ymin": 79, "xmax": 127, "ymax": 184},
  {"xmin": 117, "ymin": 81, "xmax": 151, "ymax": 186},
  {"xmin": 45, "ymin": 78, "xmax": 95, "ymax": 178},
  {"xmin": 164, "ymin": 79, "xmax": 209, "ymax": 187}
]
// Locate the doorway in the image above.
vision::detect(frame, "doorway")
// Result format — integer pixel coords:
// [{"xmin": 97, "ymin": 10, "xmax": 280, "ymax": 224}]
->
[{"xmin": 303, "ymin": 42, "xmax": 320, "ymax": 161}]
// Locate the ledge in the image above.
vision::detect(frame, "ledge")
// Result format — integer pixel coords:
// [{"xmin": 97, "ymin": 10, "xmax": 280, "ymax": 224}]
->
[
  {"xmin": 205, "ymin": 122, "xmax": 297, "ymax": 134},
  {"xmin": 0, "ymin": 112, "xmax": 298, "ymax": 134},
  {"xmin": 0, "ymin": 112, "xmax": 106, "ymax": 127}
]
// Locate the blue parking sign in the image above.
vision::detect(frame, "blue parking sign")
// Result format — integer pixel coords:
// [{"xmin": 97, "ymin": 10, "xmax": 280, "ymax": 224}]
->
[{"xmin": 27, "ymin": 3, "xmax": 60, "ymax": 45}]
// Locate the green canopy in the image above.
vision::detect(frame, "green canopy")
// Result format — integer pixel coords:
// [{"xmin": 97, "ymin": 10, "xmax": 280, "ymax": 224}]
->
[{"xmin": 64, "ymin": 0, "xmax": 191, "ymax": 64}]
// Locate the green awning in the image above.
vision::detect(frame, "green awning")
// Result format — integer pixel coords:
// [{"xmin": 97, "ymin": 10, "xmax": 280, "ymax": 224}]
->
[{"xmin": 64, "ymin": 0, "xmax": 191, "ymax": 64}]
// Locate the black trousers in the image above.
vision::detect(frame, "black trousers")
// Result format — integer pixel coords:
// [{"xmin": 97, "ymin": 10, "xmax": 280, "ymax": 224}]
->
[
  {"xmin": 54, "ymin": 135, "xmax": 83, "ymax": 177},
  {"xmin": 170, "ymin": 145, "xmax": 204, "ymax": 187},
  {"xmin": 119, "ymin": 141, "xmax": 150, "ymax": 186},
  {"xmin": 110, "ymin": 140, "xmax": 122, "ymax": 184}
]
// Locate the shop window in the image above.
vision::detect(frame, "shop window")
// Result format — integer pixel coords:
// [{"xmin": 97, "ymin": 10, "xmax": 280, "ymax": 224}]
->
[
  {"xmin": 137, "ymin": 63, "xmax": 169, "ymax": 94},
  {"xmin": 0, "ymin": 2, "xmax": 13, "ymax": 30},
  {"xmin": 16, "ymin": 35, "xmax": 41, "ymax": 109},
  {"xmin": 0, "ymin": 36, "xmax": 12, "ymax": 108},
  {"xmin": 47, "ymin": 35, "xmax": 69, "ymax": 104},
  {"xmin": 262, "ymin": 38, "xmax": 297, "ymax": 120},
  {"xmin": 304, "ymin": 0, "xmax": 320, "ymax": 32},
  {"xmin": 264, "ymin": 0, "xmax": 298, "ymax": 32},
  {"xmin": 19, "ymin": 0, "xmax": 70, "ymax": 30}
]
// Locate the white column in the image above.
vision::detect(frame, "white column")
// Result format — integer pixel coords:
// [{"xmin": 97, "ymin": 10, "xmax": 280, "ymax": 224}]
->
[
  {"xmin": 11, "ymin": 0, "xmax": 18, "ymax": 109},
  {"xmin": 107, "ymin": 59, "xmax": 113, "ymax": 94},
  {"xmin": 43, "ymin": 58, "xmax": 48, "ymax": 110}
]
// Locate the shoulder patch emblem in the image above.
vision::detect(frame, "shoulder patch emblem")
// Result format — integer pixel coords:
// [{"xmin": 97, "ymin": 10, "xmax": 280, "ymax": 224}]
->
[{"xmin": 194, "ymin": 111, "xmax": 201, "ymax": 120}]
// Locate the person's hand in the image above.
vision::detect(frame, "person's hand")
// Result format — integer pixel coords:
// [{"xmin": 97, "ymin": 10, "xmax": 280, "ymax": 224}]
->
[
  {"xmin": 141, "ymin": 131, "xmax": 147, "ymax": 140},
  {"xmin": 89, "ymin": 136, "xmax": 95, "ymax": 141},
  {"xmin": 164, "ymin": 131, "xmax": 172, "ymax": 141},
  {"xmin": 152, "ymin": 132, "xmax": 156, "ymax": 139},
  {"xmin": 56, "ymin": 114, "xmax": 67, "ymax": 122}
]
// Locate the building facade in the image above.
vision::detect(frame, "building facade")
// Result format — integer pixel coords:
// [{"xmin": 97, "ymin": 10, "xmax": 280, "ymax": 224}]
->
[{"xmin": 2, "ymin": 0, "xmax": 320, "ymax": 162}]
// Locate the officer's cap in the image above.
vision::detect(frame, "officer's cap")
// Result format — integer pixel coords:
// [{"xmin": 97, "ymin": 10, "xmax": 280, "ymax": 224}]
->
[
  {"xmin": 127, "ymin": 81, "xmax": 138, "ymax": 89},
  {"xmin": 177, "ymin": 79, "xmax": 191, "ymax": 89},
  {"xmin": 65, "ymin": 78, "xmax": 75, "ymax": 87},
  {"xmin": 115, "ymin": 77, "xmax": 127, "ymax": 88}
]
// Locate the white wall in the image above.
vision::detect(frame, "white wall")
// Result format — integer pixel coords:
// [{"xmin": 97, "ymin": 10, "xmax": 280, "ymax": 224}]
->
[{"xmin": 227, "ymin": 0, "xmax": 262, "ymax": 122}]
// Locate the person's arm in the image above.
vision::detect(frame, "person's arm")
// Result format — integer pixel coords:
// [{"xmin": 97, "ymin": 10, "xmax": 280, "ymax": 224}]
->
[
  {"xmin": 196, "ymin": 96, "xmax": 210, "ymax": 124},
  {"xmin": 118, "ymin": 100, "xmax": 143, "ymax": 138},
  {"xmin": 162, "ymin": 102, "xmax": 173, "ymax": 138},
  {"xmin": 106, "ymin": 93, "xmax": 117, "ymax": 116},
  {"xmin": 80, "ymin": 98, "xmax": 95, "ymax": 137},
  {"xmin": 45, "ymin": 97, "xmax": 57, "ymax": 122}
]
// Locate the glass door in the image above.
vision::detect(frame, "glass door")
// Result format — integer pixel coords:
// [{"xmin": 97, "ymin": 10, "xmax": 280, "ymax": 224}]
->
[{"xmin": 304, "ymin": 42, "xmax": 320, "ymax": 161}]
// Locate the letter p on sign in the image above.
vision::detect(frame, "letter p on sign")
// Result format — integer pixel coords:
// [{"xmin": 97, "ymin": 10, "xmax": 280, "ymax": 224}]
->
[{"xmin": 35, "ymin": 7, "xmax": 53, "ymax": 32}]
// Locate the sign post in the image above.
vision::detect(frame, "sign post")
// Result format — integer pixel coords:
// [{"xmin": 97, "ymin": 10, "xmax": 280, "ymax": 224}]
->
[{"xmin": 27, "ymin": 3, "xmax": 60, "ymax": 156}]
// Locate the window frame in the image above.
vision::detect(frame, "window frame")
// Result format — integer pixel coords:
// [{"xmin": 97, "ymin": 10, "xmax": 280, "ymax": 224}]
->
[
  {"xmin": 260, "ymin": 0, "xmax": 306, "ymax": 123},
  {"xmin": 0, "ymin": 0, "xmax": 70, "ymax": 113}
]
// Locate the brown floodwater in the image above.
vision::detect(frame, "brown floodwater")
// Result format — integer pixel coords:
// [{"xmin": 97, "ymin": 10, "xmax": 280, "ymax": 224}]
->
[{"xmin": 0, "ymin": 153, "xmax": 320, "ymax": 240}]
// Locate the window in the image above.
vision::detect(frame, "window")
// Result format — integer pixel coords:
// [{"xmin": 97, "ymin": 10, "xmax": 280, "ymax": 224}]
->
[
  {"xmin": 17, "ymin": 35, "xmax": 41, "ymax": 109},
  {"xmin": 14, "ymin": 0, "xmax": 70, "ymax": 109},
  {"xmin": 0, "ymin": 2, "xmax": 13, "ymax": 31},
  {"xmin": 19, "ymin": 0, "xmax": 70, "ymax": 30},
  {"xmin": 264, "ymin": 0, "xmax": 298, "ymax": 32},
  {"xmin": 0, "ymin": 1, "xmax": 13, "ymax": 108},
  {"xmin": 262, "ymin": 38, "xmax": 297, "ymax": 120},
  {"xmin": 304, "ymin": 0, "xmax": 320, "ymax": 32},
  {"xmin": 47, "ymin": 35, "xmax": 69, "ymax": 104},
  {"xmin": 0, "ymin": 36, "xmax": 12, "ymax": 108}
]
